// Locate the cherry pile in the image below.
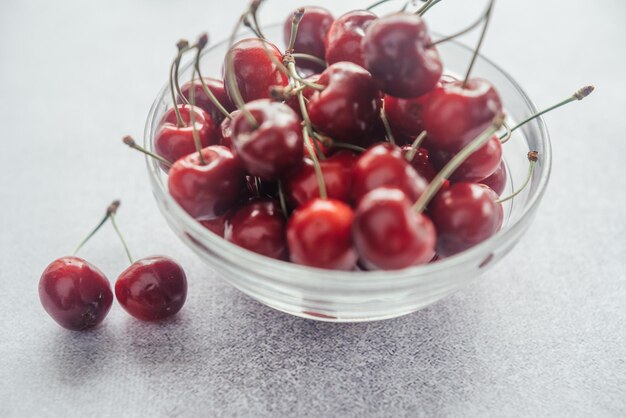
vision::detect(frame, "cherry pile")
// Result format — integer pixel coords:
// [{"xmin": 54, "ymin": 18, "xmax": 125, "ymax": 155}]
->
[{"xmin": 127, "ymin": 0, "xmax": 592, "ymax": 272}]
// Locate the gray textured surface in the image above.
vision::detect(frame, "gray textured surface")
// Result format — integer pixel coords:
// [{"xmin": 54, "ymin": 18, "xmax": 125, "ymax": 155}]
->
[{"xmin": 1, "ymin": 0, "xmax": 625, "ymax": 416}]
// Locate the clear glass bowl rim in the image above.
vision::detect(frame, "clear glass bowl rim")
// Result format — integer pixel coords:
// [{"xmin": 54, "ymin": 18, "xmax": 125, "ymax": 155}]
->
[{"xmin": 144, "ymin": 24, "xmax": 552, "ymax": 286}]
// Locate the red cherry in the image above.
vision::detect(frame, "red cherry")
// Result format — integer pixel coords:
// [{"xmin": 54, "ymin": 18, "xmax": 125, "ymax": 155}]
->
[
  {"xmin": 218, "ymin": 110, "xmax": 240, "ymax": 150},
  {"xmin": 286, "ymin": 151, "xmax": 357, "ymax": 207},
  {"xmin": 353, "ymin": 143, "xmax": 428, "ymax": 203},
  {"xmin": 168, "ymin": 145, "xmax": 246, "ymax": 220},
  {"xmin": 179, "ymin": 77, "xmax": 235, "ymax": 128},
  {"xmin": 325, "ymin": 10, "xmax": 377, "ymax": 67},
  {"xmin": 479, "ymin": 160, "xmax": 507, "ymax": 196},
  {"xmin": 39, "ymin": 257, "xmax": 113, "ymax": 331},
  {"xmin": 384, "ymin": 94, "xmax": 428, "ymax": 137},
  {"xmin": 307, "ymin": 62, "xmax": 381, "ymax": 143},
  {"xmin": 353, "ymin": 188, "xmax": 436, "ymax": 270},
  {"xmin": 401, "ymin": 145, "xmax": 439, "ymax": 183},
  {"xmin": 231, "ymin": 100, "xmax": 304, "ymax": 180},
  {"xmin": 224, "ymin": 198, "xmax": 287, "ymax": 260},
  {"xmin": 429, "ymin": 182, "xmax": 503, "ymax": 257},
  {"xmin": 287, "ymin": 198, "xmax": 357, "ymax": 270},
  {"xmin": 115, "ymin": 256, "xmax": 187, "ymax": 321},
  {"xmin": 200, "ymin": 215, "xmax": 227, "ymax": 237},
  {"xmin": 225, "ymin": 38, "xmax": 288, "ymax": 104},
  {"xmin": 421, "ymin": 79, "xmax": 503, "ymax": 152},
  {"xmin": 362, "ymin": 13, "xmax": 442, "ymax": 98},
  {"xmin": 430, "ymin": 135, "xmax": 503, "ymax": 182},
  {"xmin": 284, "ymin": 7, "xmax": 334, "ymax": 72},
  {"xmin": 155, "ymin": 105, "xmax": 217, "ymax": 168}
]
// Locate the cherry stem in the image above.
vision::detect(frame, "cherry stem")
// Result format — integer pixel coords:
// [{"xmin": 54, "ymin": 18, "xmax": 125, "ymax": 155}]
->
[
  {"xmin": 249, "ymin": 0, "xmax": 266, "ymax": 39},
  {"xmin": 242, "ymin": 16, "xmax": 263, "ymax": 38},
  {"xmin": 303, "ymin": 126, "xmax": 327, "ymax": 199},
  {"xmin": 286, "ymin": 58, "xmax": 324, "ymax": 90},
  {"xmin": 405, "ymin": 131, "xmax": 428, "ymax": 161},
  {"xmin": 170, "ymin": 40, "xmax": 191, "ymax": 127},
  {"xmin": 277, "ymin": 180, "xmax": 289, "ymax": 218},
  {"xmin": 287, "ymin": 8, "xmax": 305, "ymax": 53},
  {"xmin": 380, "ymin": 104, "xmax": 396, "ymax": 145},
  {"xmin": 417, "ymin": 0, "xmax": 442, "ymax": 16},
  {"xmin": 462, "ymin": 0, "xmax": 495, "ymax": 88},
  {"xmin": 292, "ymin": 53, "xmax": 327, "ymax": 68},
  {"xmin": 73, "ymin": 200, "xmax": 120, "ymax": 256},
  {"xmin": 413, "ymin": 113, "xmax": 505, "ymax": 213},
  {"xmin": 500, "ymin": 85, "xmax": 595, "ymax": 142},
  {"xmin": 109, "ymin": 212, "xmax": 134, "ymax": 265},
  {"xmin": 366, "ymin": 0, "xmax": 395, "ymax": 11},
  {"xmin": 430, "ymin": 2, "xmax": 491, "ymax": 47},
  {"xmin": 331, "ymin": 142, "xmax": 366, "ymax": 153},
  {"xmin": 123, "ymin": 135, "xmax": 172, "ymax": 168},
  {"xmin": 497, "ymin": 151, "xmax": 538, "ymax": 204},
  {"xmin": 193, "ymin": 35, "xmax": 233, "ymax": 120},
  {"xmin": 189, "ymin": 69, "xmax": 207, "ymax": 165}
]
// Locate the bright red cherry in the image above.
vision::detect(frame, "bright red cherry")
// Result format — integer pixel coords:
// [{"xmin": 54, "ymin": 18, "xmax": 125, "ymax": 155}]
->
[
  {"xmin": 225, "ymin": 38, "xmax": 289, "ymax": 104},
  {"xmin": 155, "ymin": 105, "xmax": 217, "ymax": 168},
  {"xmin": 421, "ymin": 79, "xmax": 503, "ymax": 152},
  {"xmin": 325, "ymin": 10, "xmax": 377, "ymax": 67},
  {"xmin": 287, "ymin": 198, "xmax": 357, "ymax": 270},
  {"xmin": 286, "ymin": 151, "xmax": 357, "ymax": 207},
  {"xmin": 179, "ymin": 77, "xmax": 235, "ymax": 129},
  {"xmin": 231, "ymin": 100, "xmax": 304, "ymax": 180},
  {"xmin": 401, "ymin": 145, "xmax": 439, "ymax": 183},
  {"xmin": 224, "ymin": 198, "xmax": 287, "ymax": 260},
  {"xmin": 353, "ymin": 188, "xmax": 436, "ymax": 270},
  {"xmin": 39, "ymin": 257, "xmax": 113, "ymax": 331},
  {"xmin": 284, "ymin": 6, "xmax": 334, "ymax": 73},
  {"xmin": 384, "ymin": 94, "xmax": 428, "ymax": 137},
  {"xmin": 429, "ymin": 182, "xmax": 503, "ymax": 257},
  {"xmin": 430, "ymin": 135, "xmax": 503, "ymax": 182},
  {"xmin": 115, "ymin": 256, "xmax": 187, "ymax": 321},
  {"xmin": 168, "ymin": 145, "xmax": 246, "ymax": 220},
  {"xmin": 353, "ymin": 143, "xmax": 428, "ymax": 203},
  {"xmin": 479, "ymin": 160, "xmax": 507, "ymax": 196},
  {"xmin": 307, "ymin": 62, "xmax": 381, "ymax": 143},
  {"xmin": 362, "ymin": 13, "xmax": 442, "ymax": 98}
]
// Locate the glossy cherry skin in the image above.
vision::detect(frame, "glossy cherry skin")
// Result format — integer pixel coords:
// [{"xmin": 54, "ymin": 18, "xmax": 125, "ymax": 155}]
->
[
  {"xmin": 284, "ymin": 6, "xmax": 334, "ymax": 73},
  {"xmin": 286, "ymin": 151, "xmax": 357, "ymax": 207},
  {"xmin": 168, "ymin": 145, "xmax": 246, "ymax": 220},
  {"xmin": 430, "ymin": 135, "xmax": 503, "ymax": 182},
  {"xmin": 308, "ymin": 62, "xmax": 381, "ymax": 143},
  {"xmin": 479, "ymin": 160, "xmax": 507, "ymax": 196},
  {"xmin": 115, "ymin": 256, "xmax": 187, "ymax": 321},
  {"xmin": 231, "ymin": 100, "xmax": 304, "ymax": 180},
  {"xmin": 224, "ymin": 198, "xmax": 287, "ymax": 260},
  {"xmin": 225, "ymin": 38, "xmax": 288, "ymax": 104},
  {"xmin": 401, "ymin": 145, "xmax": 439, "ymax": 183},
  {"xmin": 200, "ymin": 215, "xmax": 227, "ymax": 237},
  {"xmin": 384, "ymin": 94, "xmax": 428, "ymax": 137},
  {"xmin": 421, "ymin": 79, "xmax": 503, "ymax": 153},
  {"xmin": 325, "ymin": 10, "xmax": 377, "ymax": 67},
  {"xmin": 429, "ymin": 183, "xmax": 503, "ymax": 257},
  {"xmin": 39, "ymin": 257, "xmax": 113, "ymax": 331},
  {"xmin": 179, "ymin": 77, "xmax": 235, "ymax": 129},
  {"xmin": 287, "ymin": 198, "xmax": 357, "ymax": 270},
  {"xmin": 155, "ymin": 105, "xmax": 217, "ymax": 169},
  {"xmin": 363, "ymin": 13, "xmax": 442, "ymax": 98},
  {"xmin": 353, "ymin": 188, "xmax": 436, "ymax": 270},
  {"xmin": 353, "ymin": 143, "xmax": 428, "ymax": 203}
]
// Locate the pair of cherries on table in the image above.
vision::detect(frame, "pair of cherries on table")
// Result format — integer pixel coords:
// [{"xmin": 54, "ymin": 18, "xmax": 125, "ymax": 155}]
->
[{"xmin": 39, "ymin": 201, "xmax": 187, "ymax": 331}]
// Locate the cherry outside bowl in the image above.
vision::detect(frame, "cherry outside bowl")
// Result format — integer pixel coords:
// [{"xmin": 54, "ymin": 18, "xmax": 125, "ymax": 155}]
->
[{"xmin": 144, "ymin": 25, "xmax": 551, "ymax": 322}]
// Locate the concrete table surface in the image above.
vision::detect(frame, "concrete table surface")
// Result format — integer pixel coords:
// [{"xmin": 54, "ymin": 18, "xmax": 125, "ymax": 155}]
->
[{"xmin": 1, "ymin": 0, "xmax": 625, "ymax": 416}]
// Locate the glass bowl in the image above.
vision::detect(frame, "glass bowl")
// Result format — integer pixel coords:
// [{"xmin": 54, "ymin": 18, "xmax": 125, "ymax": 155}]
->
[{"xmin": 144, "ymin": 24, "xmax": 551, "ymax": 322}]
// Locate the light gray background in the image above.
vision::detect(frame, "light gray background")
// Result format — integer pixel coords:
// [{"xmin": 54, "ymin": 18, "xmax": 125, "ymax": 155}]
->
[{"xmin": 1, "ymin": 0, "xmax": 625, "ymax": 416}]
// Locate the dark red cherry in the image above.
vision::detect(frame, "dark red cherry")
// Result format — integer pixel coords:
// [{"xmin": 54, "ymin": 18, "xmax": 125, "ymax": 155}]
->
[
  {"xmin": 287, "ymin": 198, "xmax": 357, "ymax": 270},
  {"xmin": 353, "ymin": 188, "xmax": 436, "ymax": 270},
  {"xmin": 384, "ymin": 94, "xmax": 429, "ymax": 137},
  {"xmin": 225, "ymin": 38, "xmax": 289, "ymax": 104},
  {"xmin": 430, "ymin": 135, "xmax": 503, "ymax": 182},
  {"xmin": 362, "ymin": 13, "xmax": 442, "ymax": 98},
  {"xmin": 39, "ymin": 257, "xmax": 113, "ymax": 331},
  {"xmin": 115, "ymin": 256, "xmax": 187, "ymax": 321},
  {"xmin": 224, "ymin": 198, "xmax": 287, "ymax": 260},
  {"xmin": 307, "ymin": 62, "xmax": 381, "ymax": 143},
  {"xmin": 353, "ymin": 143, "xmax": 428, "ymax": 203},
  {"xmin": 421, "ymin": 79, "xmax": 503, "ymax": 153},
  {"xmin": 284, "ymin": 6, "xmax": 334, "ymax": 72},
  {"xmin": 429, "ymin": 182, "xmax": 503, "ymax": 257},
  {"xmin": 325, "ymin": 10, "xmax": 377, "ymax": 67},
  {"xmin": 231, "ymin": 100, "xmax": 304, "ymax": 180},
  {"xmin": 286, "ymin": 151, "xmax": 357, "ymax": 207},
  {"xmin": 479, "ymin": 160, "xmax": 507, "ymax": 196},
  {"xmin": 168, "ymin": 145, "xmax": 246, "ymax": 220},
  {"xmin": 200, "ymin": 215, "xmax": 227, "ymax": 237},
  {"xmin": 179, "ymin": 77, "xmax": 235, "ymax": 129},
  {"xmin": 155, "ymin": 105, "xmax": 217, "ymax": 169},
  {"xmin": 401, "ymin": 145, "xmax": 439, "ymax": 183}
]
